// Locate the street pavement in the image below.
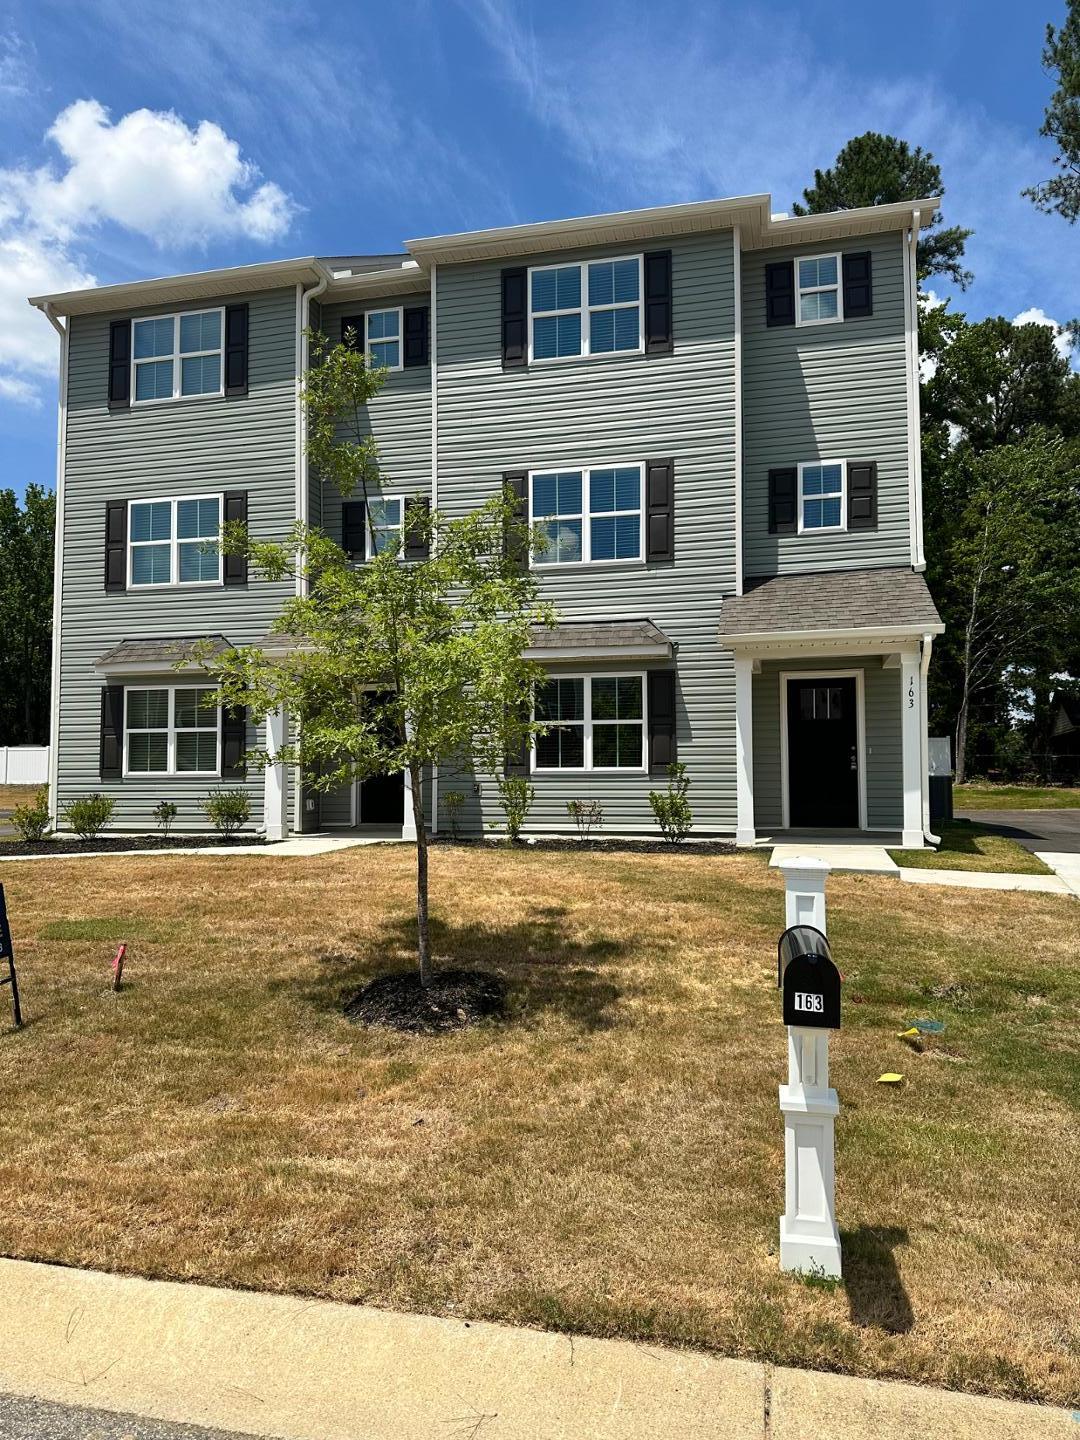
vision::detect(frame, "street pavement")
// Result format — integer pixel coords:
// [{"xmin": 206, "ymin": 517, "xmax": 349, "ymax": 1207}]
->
[
  {"xmin": 957, "ymin": 806, "xmax": 1080, "ymax": 854},
  {"xmin": 0, "ymin": 1393, "xmax": 260, "ymax": 1440}
]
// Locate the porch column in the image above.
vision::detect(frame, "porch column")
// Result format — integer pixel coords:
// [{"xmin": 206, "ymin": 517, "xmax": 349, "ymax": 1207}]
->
[
  {"xmin": 264, "ymin": 705, "xmax": 289, "ymax": 843},
  {"xmin": 734, "ymin": 655, "xmax": 756, "ymax": 846},
  {"xmin": 900, "ymin": 648, "xmax": 923, "ymax": 848},
  {"xmin": 401, "ymin": 717, "xmax": 418, "ymax": 841}
]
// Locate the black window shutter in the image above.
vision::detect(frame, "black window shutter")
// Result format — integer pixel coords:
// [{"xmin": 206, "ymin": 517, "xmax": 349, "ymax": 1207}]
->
[
  {"xmin": 765, "ymin": 261, "xmax": 795, "ymax": 327},
  {"xmin": 403, "ymin": 306, "xmax": 430, "ymax": 367},
  {"xmin": 221, "ymin": 705, "xmax": 248, "ymax": 778},
  {"xmin": 108, "ymin": 320, "xmax": 131, "ymax": 408},
  {"xmin": 404, "ymin": 496, "xmax": 431, "ymax": 559},
  {"xmin": 643, "ymin": 250, "xmax": 673, "ymax": 353},
  {"xmin": 341, "ymin": 315, "xmax": 365, "ymax": 350},
  {"xmin": 768, "ymin": 467, "xmax": 798, "ymax": 534},
  {"xmin": 223, "ymin": 491, "xmax": 248, "ymax": 586},
  {"xmin": 645, "ymin": 458, "xmax": 674, "ymax": 561},
  {"xmin": 224, "ymin": 303, "xmax": 249, "ymax": 395},
  {"xmin": 104, "ymin": 501, "xmax": 127, "ymax": 592},
  {"xmin": 504, "ymin": 701, "xmax": 530, "ymax": 777},
  {"xmin": 648, "ymin": 670, "xmax": 677, "ymax": 770},
  {"xmin": 847, "ymin": 461, "xmax": 878, "ymax": 530},
  {"xmin": 842, "ymin": 251, "xmax": 873, "ymax": 318},
  {"xmin": 502, "ymin": 471, "xmax": 529, "ymax": 570},
  {"xmin": 99, "ymin": 686, "xmax": 124, "ymax": 779},
  {"xmin": 501, "ymin": 268, "xmax": 527, "ymax": 368},
  {"xmin": 342, "ymin": 500, "xmax": 367, "ymax": 559}
]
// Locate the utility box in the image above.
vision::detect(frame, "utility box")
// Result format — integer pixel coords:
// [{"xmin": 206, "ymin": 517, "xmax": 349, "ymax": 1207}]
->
[
  {"xmin": 928, "ymin": 736, "xmax": 954, "ymax": 823},
  {"xmin": 778, "ymin": 925, "xmax": 841, "ymax": 1030}
]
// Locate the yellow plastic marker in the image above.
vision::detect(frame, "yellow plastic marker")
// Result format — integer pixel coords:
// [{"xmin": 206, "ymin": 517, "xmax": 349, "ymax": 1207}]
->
[
  {"xmin": 897, "ymin": 1027, "xmax": 921, "ymax": 1039},
  {"xmin": 878, "ymin": 1073, "xmax": 905, "ymax": 1084}
]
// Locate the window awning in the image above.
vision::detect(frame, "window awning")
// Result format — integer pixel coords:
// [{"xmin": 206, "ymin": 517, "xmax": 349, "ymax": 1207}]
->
[
  {"xmin": 718, "ymin": 568, "xmax": 943, "ymax": 650},
  {"xmin": 524, "ymin": 620, "xmax": 673, "ymax": 662},
  {"xmin": 94, "ymin": 635, "xmax": 232, "ymax": 675}
]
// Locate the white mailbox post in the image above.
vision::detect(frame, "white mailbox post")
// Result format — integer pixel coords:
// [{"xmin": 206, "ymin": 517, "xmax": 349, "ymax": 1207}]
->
[{"xmin": 777, "ymin": 857, "xmax": 842, "ymax": 1279}]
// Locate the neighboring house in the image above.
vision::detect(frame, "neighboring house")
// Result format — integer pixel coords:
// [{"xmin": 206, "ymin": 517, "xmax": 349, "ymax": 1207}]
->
[
  {"xmin": 29, "ymin": 193, "xmax": 943, "ymax": 846},
  {"xmin": 1049, "ymin": 693, "xmax": 1080, "ymax": 783}
]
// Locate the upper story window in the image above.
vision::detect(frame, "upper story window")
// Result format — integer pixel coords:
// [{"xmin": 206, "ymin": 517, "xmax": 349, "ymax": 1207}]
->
[
  {"xmin": 367, "ymin": 496, "xmax": 405, "ymax": 557},
  {"xmin": 132, "ymin": 309, "xmax": 224, "ymax": 402},
  {"xmin": 528, "ymin": 256, "xmax": 643, "ymax": 362},
  {"xmin": 533, "ymin": 674, "xmax": 646, "ymax": 772},
  {"xmin": 129, "ymin": 495, "xmax": 222, "ymax": 587},
  {"xmin": 530, "ymin": 464, "xmax": 643, "ymax": 566},
  {"xmin": 795, "ymin": 255, "xmax": 842, "ymax": 326},
  {"xmin": 125, "ymin": 685, "xmax": 219, "ymax": 775},
  {"xmin": 799, "ymin": 462, "xmax": 845, "ymax": 532},
  {"xmin": 366, "ymin": 309, "xmax": 403, "ymax": 370}
]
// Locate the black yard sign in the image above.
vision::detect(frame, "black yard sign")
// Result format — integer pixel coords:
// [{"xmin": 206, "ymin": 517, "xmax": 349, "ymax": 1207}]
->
[{"xmin": 0, "ymin": 884, "xmax": 23, "ymax": 1028}]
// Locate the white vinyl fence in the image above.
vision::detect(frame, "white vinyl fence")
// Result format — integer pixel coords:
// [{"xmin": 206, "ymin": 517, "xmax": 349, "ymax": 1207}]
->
[{"xmin": 0, "ymin": 746, "xmax": 49, "ymax": 787}]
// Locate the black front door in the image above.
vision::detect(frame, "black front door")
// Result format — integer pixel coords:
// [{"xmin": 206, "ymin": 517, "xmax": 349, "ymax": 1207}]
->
[
  {"xmin": 786, "ymin": 677, "xmax": 859, "ymax": 828},
  {"xmin": 359, "ymin": 692, "xmax": 405, "ymax": 825}
]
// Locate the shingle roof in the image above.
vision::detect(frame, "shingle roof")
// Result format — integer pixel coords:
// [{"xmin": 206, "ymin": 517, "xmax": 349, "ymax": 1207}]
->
[
  {"xmin": 95, "ymin": 635, "xmax": 231, "ymax": 670},
  {"xmin": 718, "ymin": 568, "xmax": 943, "ymax": 641},
  {"xmin": 525, "ymin": 620, "xmax": 673, "ymax": 659}
]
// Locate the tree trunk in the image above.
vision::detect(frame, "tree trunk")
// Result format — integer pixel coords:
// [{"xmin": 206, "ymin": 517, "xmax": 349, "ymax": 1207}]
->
[
  {"xmin": 411, "ymin": 760, "xmax": 432, "ymax": 986},
  {"xmin": 955, "ymin": 700, "xmax": 969, "ymax": 785}
]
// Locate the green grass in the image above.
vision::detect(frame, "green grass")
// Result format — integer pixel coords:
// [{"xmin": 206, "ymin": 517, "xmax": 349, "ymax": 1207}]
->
[
  {"xmin": 954, "ymin": 782, "xmax": 1080, "ymax": 810},
  {"xmin": 37, "ymin": 917, "xmax": 172, "ymax": 943},
  {"xmin": 889, "ymin": 820, "xmax": 1053, "ymax": 874}
]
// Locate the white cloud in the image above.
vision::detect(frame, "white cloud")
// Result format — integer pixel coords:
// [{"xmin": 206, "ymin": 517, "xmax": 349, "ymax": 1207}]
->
[
  {"xmin": 0, "ymin": 29, "xmax": 33, "ymax": 98},
  {"xmin": 1012, "ymin": 307, "xmax": 1073, "ymax": 362}
]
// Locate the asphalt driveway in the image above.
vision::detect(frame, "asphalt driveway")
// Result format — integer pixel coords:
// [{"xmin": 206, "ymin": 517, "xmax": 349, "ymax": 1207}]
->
[
  {"xmin": 956, "ymin": 807, "xmax": 1080, "ymax": 854},
  {"xmin": 0, "ymin": 1393, "xmax": 260, "ymax": 1439}
]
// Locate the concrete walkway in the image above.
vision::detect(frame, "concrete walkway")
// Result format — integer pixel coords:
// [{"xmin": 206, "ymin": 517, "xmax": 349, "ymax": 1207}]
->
[
  {"xmin": 0, "ymin": 1258, "xmax": 1071, "ymax": 1440},
  {"xmin": 768, "ymin": 843, "xmax": 1076, "ymax": 896}
]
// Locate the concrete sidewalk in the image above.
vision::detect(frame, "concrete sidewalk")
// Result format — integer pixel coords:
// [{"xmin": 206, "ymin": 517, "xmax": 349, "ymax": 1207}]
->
[{"xmin": 0, "ymin": 1258, "xmax": 1071, "ymax": 1440}]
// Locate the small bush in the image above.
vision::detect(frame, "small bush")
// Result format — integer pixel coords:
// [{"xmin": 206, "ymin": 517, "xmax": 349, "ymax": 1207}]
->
[
  {"xmin": 443, "ymin": 790, "xmax": 465, "ymax": 840},
  {"xmin": 648, "ymin": 763, "xmax": 693, "ymax": 846},
  {"xmin": 202, "ymin": 788, "xmax": 251, "ymax": 839},
  {"xmin": 11, "ymin": 786, "xmax": 51, "ymax": 842},
  {"xmin": 153, "ymin": 799, "xmax": 179, "ymax": 837},
  {"xmin": 496, "ymin": 775, "xmax": 534, "ymax": 842},
  {"xmin": 62, "ymin": 793, "xmax": 115, "ymax": 840},
  {"xmin": 566, "ymin": 798, "xmax": 603, "ymax": 841}
]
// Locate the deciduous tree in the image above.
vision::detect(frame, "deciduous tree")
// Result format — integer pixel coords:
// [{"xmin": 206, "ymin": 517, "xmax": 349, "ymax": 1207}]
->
[
  {"xmin": 0, "ymin": 485, "xmax": 55, "ymax": 745},
  {"xmin": 1024, "ymin": 0, "xmax": 1080, "ymax": 222}
]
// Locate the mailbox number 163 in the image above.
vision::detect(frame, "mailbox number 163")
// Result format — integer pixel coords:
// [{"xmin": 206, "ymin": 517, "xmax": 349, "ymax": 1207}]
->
[{"xmin": 794, "ymin": 992, "xmax": 824, "ymax": 1013}]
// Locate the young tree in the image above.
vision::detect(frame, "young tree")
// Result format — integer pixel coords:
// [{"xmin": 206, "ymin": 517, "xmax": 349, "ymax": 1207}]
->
[
  {"xmin": 203, "ymin": 331, "xmax": 554, "ymax": 985},
  {"xmin": 0, "ymin": 485, "xmax": 55, "ymax": 745},
  {"xmin": 792, "ymin": 131, "xmax": 973, "ymax": 288},
  {"xmin": 1024, "ymin": 0, "xmax": 1080, "ymax": 222}
]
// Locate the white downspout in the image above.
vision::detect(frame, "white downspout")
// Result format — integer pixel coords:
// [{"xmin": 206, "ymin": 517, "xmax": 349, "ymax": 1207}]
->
[
  {"xmin": 429, "ymin": 260, "xmax": 439, "ymax": 835},
  {"xmin": 907, "ymin": 210, "xmax": 926, "ymax": 571},
  {"xmin": 40, "ymin": 301, "xmax": 68, "ymax": 829},
  {"xmin": 920, "ymin": 632, "xmax": 939, "ymax": 845}
]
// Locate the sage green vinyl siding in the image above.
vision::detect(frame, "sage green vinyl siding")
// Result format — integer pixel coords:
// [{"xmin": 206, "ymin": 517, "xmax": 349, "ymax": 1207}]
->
[
  {"xmin": 435, "ymin": 232, "xmax": 738, "ymax": 833},
  {"xmin": 742, "ymin": 232, "xmax": 912, "ymax": 576},
  {"xmin": 751, "ymin": 656, "xmax": 902, "ymax": 830},
  {"xmin": 56, "ymin": 286, "xmax": 299, "ymax": 831}
]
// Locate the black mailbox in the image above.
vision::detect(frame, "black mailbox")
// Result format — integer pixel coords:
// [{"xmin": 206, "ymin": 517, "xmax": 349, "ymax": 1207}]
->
[{"xmin": 777, "ymin": 925, "xmax": 841, "ymax": 1029}]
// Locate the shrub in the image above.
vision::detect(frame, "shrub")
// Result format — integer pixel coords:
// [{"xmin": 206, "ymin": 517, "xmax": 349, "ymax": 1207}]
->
[
  {"xmin": 443, "ymin": 789, "xmax": 465, "ymax": 840},
  {"xmin": 649, "ymin": 763, "xmax": 693, "ymax": 846},
  {"xmin": 11, "ymin": 786, "xmax": 50, "ymax": 843},
  {"xmin": 62, "ymin": 793, "xmax": 115, "ymax": 840},
  {"xmin": 496, "ymin": 775, "xmax": 534, "ymax": 842},
  {"xmin": 153, "ymin": 800, "xmax": 179, "ymax": 837},
  {"xmin": 566, "ymin": 798, "xmax": 603, "ymax": 841},
  {"xmin": 202, "ymin": 788, "xmax": 251, "ymax": 839}
]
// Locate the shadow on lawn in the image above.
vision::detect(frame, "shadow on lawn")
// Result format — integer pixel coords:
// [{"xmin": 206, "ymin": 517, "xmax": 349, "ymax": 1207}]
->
[
  {"xmin": 287, "ymin": 906, "xmax": 626, "ymax": 1032},
  {"xmin": 841, "ymin": 1225, "xmax": 914, "ymax": 1334}
]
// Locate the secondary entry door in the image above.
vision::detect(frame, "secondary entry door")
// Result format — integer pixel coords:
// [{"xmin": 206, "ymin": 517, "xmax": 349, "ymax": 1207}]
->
[
  {"xmin": 358, "ymin": 692, "xmax": 405, "ymax": 825},
  {"xmin": 786, "ymin": 677, "xmax": 859, "ymax": 828}
]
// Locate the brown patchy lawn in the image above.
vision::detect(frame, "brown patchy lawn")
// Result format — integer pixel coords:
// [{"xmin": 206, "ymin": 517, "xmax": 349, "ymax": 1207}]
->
[
  {"xmin": 0, "ymin": 785, "xmax": 38, "ymax": 811},
  {"xmin": 0, "ymin": 846, "xmax": 1077, "ymax": 1407}
]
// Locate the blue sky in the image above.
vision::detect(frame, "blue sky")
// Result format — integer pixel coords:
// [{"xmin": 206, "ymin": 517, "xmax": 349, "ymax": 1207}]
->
[{"xmin": 1, "ymin": 0, "xmax": 1074, "ymax": 501}]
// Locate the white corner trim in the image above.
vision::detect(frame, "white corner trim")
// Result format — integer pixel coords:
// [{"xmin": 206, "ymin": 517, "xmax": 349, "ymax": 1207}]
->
[
  {"xmin": 779, "ymin": 669, "xmax": 867, "ymax": 832},
  {"xmin": 904, "ymin": 214, "xmax": 925, "ymax": 569},
  {"xmin": 732, "ymin": 225, "xmax": 744, "ymax": 597},
  {"xmin": 44, "ymin": 302, "xmax": 68, "ymax": 826},
  {"xmin": 430, "ymin": 259, "xmax": 439, "ymax": 834}
]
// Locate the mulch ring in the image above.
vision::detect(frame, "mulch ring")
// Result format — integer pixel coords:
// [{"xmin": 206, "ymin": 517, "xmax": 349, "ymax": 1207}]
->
[
  {"xmin": 344, "ymin": 968, "xmax": 508, "ymax": 1033},
  {"xmin": 0, "ymin": 835, "xmax": 264, "ymax": 857}
]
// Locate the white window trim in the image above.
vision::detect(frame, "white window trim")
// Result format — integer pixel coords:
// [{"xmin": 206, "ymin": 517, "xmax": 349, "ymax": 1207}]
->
[
  {"xmin": 128, "ymin": 494, "xmax": 224, "ymax": 589},
  {"xmin": 123, "ymin": 685, "xmax": 221, "ymax": 779},
  {"xmin": 364, "ymin": 492, "xmax": 407, "ymax": 560},
  {"xmin": 527, "ymin": 254, "xmax": 645, "ymax": 364},
  {"xmin": 531, "ymin": 672, "xmax": 648, "ymax": 774},
  {"xmin": 797, "ymin": 460, "xmax": 847, "ymax": 535},
  {"xmin": 528, "ymin": 462, "xmax": 645, "ymax": 568},
  {"xmin": 794, "ymin": 253, "xmax": 843, "ymax": 328},
  {"xmin": 131, "ymin": 307, "xmax": 226, "ymax": 405},
  {"xmin": 365, "ymin": 307, "xmax": 404, "ymax": 372}
]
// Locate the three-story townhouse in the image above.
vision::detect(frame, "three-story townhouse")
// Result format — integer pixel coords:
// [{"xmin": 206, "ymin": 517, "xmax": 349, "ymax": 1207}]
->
[{"xmin": 30, "ymin": 192, "xmax": 942, "ymax": 846}]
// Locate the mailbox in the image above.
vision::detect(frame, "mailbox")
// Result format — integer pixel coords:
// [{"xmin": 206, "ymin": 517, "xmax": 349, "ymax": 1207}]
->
[{"xmin": 778, "ymin": 925, "xmax": 841, "ymax": 1029}]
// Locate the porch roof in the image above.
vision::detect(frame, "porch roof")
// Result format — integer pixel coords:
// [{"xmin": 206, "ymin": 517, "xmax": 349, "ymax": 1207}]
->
[
  {"xmin": 94, "ymin": 635, "xmax": 231, "ymax": 674},
  {"xmin": 524, "ymin": 619, "xmax": 673, "ymax": 662},
  {"xmin": 718, "ymin": 567, "xmax": 943, "ymax": 646}
]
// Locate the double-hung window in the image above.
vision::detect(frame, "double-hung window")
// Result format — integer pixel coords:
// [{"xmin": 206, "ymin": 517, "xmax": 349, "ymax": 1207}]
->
[
  {"xmin": 795, "ymin": 255, "xmax": 842, "ymax": 326},
  {"xmin": 132, "ymin": 309, "xmax": 224, "ymax": 402},
  {"xmin": 799, "ymin": 461, "xmax": 845, "ymax": 532},
  {"xmin": 129, "ymin": 495, "xmax": 222, "ymax": 587},
  {"xmin": 365, "ymin": 309, "xmax": 402, "ymax": 370},
  {"xmin": 529, "ymin": 256, "xmax": 643, "ymax": 361},
  {"xmin": 533, "ymin": 674, "xmax": 645, "ymax": 771},
  {"xmin": 531, "ymin": 464, "xmax": 643, "ymax": 566},
  {"xmin": 125, "ymin": 686, "xmax": 220, "ymax": 775},
  {"xmin": 366, "ymin": 495, "xmax": 405, "ymax": 557}
]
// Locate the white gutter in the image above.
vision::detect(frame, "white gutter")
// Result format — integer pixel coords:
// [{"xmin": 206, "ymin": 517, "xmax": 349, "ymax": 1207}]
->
[
  {"xmin": 40, "ymin": 302, "xmax": 68, "ymax": 827},
  {"xmin": 905, "ymin": 209, "xmax": 926, "ymax": 570},
  {"xmin": 429, "ymin": 261, "xmax": 439, "ymax": 835},
  {"xmin": 732, "ymin": 225, "xmax": 744, "ymax": 597},
  {"xmin": 919, "ymin": 632, "xmax": 940, "ymax": 845}
]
